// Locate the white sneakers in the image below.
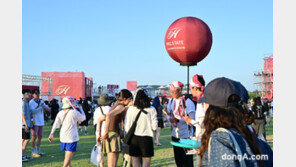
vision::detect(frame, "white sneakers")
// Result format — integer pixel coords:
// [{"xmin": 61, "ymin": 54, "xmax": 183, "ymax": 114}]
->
[
  {"xmin": 31, "ymin": 152, "xmax": 41, "ymax": 158},
  {"xmin": 31, "ymin": 147, "xmax": 41, "ymax": 158}
]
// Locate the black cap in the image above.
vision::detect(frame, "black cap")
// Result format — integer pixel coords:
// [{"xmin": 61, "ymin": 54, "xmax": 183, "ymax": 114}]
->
[{"xmin": 204, "ymin": 77, "xmax": 249, "ymax": 107}]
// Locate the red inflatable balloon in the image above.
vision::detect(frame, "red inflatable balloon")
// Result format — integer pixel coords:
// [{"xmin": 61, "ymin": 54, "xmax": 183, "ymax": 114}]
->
[{"xmin": 165, "ymin": 17, "xmax": 212, "ymax": 66}]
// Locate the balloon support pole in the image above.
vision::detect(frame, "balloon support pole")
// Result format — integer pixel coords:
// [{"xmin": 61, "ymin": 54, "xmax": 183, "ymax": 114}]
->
[
  {"xmin": 180, "ymin": 63, "xmax": 197, "ymax": 95},
  {"xmin": 187, "ymin": 65, "xmax": 189, "ymax": 94}
]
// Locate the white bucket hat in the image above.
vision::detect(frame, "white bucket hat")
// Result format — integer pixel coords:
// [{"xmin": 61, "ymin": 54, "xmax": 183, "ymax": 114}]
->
[{"xmin": 62, "ymin": 96, "xmax": 77, "ymax": 109}]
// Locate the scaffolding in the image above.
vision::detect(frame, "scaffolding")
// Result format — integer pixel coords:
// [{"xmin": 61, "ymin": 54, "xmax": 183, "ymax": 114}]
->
[
  {"xmin": 22, "ymin": 74, "xmax": 53, "ymax": 100},
  {"xmin": 254, "ymin": 55, "xmax": 273, "ymax": 100}
]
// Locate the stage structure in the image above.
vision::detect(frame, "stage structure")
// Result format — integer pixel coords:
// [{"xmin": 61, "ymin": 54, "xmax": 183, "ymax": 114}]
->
[
  {"xmin": 254, "ymin": 55, "xmax": 273, "ymax": 101},
  {"xmin": 22, "ymin": 74, "xmax": 53, "ymax": 100}
]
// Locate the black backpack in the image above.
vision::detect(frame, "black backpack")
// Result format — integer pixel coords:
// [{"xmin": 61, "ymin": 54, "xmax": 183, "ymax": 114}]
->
[
  {"xmin": 252, "ymin": 105, "xmax": 266, "ymax": 120},
  {"xmin": 184, "ymin": 94, "xmax": 197, "ymax": 107}
]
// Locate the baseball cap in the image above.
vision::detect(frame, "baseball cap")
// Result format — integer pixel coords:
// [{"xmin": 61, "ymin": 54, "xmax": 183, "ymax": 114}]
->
[
  {"xmin": 204, "ymin": 77, "xmax": 249, "ymax": 107},
  {"xmin": 170, "ymin": 81, "xmax": 184, "ymax": 90}
]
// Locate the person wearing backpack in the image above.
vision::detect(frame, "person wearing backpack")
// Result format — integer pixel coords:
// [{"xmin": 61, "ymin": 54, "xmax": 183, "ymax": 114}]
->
[
  {"xmin": 252, "ymin": 97, "xmax": 268, "ymax": 141},
  {"xmin": 166, "ymin": 81, "xmax": 195, "ymax": 167},
  {"xmin": 124, "ymin": 89, "xmax": 158, "ymax": 167},
  {"xmin": 94, "ymin": 94, "xmax": 112, "ymax": 167},
  {"xmin": 199, "ymin": 77, "xmax": 273, "ymax": 167},
  {"xmin": 48, "ymin": 96, "xmax": 86, "ymax": 167},
  {"xmin": 185, "ymin": 74, "xmax": 206, "ymax": 142}
]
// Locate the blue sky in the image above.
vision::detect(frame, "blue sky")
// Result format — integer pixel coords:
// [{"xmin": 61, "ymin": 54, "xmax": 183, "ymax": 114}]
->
[{"xmin": 22, "ymin": 0, "xmax": 273, "ymax": 91}]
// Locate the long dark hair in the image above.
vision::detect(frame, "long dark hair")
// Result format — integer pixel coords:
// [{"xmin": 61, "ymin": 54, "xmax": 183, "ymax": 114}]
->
[
  {"xmin": 134, "ymin": 89, "xmax": 151, "ymax": 110},
  {"xmin": 199, "ymin": 97, "xmax": 264, "ymax": 167},
  {"xmin": 200, "ymin": 95, "xmax": 264, "ymax": 167}
]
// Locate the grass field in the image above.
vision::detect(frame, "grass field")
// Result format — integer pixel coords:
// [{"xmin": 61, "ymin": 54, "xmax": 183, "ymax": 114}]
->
[{"xmin": 23, "ymin": 119, "xmax": 273, "ymax": 167}]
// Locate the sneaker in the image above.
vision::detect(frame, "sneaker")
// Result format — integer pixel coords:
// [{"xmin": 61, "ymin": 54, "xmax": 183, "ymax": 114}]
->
[
  {"xmin": 25, "ymin": 155, "xmax": 34, "ymax": 160},
  {"xmin": 22, "ymin": 156, "xmax": 29, "ymax": 162},
  {"xmin": 31, "ymin": 153, "xmax": 41, "ymax": 158},
  {"xmin": 156, "ymin": 143, "xmax": 162, "ymax": 146}
]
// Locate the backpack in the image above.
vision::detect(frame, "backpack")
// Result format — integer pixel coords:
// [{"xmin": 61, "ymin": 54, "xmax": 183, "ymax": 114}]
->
[
  {"xmin": 184, "ymin": 94, "xmax": 197, "ymax": 107},
  {"xmin": 252, "ymin": 105, "xmax": 266, "ymax": 119}
]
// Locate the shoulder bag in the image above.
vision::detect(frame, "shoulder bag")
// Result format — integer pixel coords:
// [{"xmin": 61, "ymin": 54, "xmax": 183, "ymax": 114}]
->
[{"xmin": 123, "ymin": 109, "xmax": 147, "ymax": 145}]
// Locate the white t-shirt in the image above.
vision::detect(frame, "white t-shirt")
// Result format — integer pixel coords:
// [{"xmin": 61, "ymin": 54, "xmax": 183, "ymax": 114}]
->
[
  {"xmin": 93, "ymin": 106, "xmax": 111, "ymax": 139},
  {"xmin": 124, "ymin": 106, "xmax": 158, "ymax": 137},
  {"xmin": 50, "ymin": 107, "xmax": 86, "ymax": 143},
  {"xmin": 29, "ymin": 99, "xmax": 47, "ymax": 126},
  {"xmin": 190, "ymin": 101, "xmax": 206, "ymax": 140},
  {"xmin": 167, "ymin": 98, "xmax": 195, "ymax": 139}
]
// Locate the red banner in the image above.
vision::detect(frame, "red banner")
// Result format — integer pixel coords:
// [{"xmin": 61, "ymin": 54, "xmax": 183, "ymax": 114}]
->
[{"xmin": 126, "ymin": 81, "xmax": 137, "ymax": 91}]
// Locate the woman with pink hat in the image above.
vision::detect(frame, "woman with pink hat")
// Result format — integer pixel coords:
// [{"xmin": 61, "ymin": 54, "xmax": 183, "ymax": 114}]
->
[{"xmin": 185, "ymin": 74, "xmax": 206, "ymax": 141}]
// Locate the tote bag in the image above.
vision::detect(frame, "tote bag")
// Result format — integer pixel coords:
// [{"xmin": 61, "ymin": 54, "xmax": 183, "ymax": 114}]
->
[{"xmin": 90, "ymin": 144, "xmax": 102, "ymax": 166}]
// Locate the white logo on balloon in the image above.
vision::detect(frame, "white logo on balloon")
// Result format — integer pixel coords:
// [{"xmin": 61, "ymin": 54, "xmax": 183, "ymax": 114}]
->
[{"xmin": 167, "ymin": 28, "xmax": 182, "ymax": 39}]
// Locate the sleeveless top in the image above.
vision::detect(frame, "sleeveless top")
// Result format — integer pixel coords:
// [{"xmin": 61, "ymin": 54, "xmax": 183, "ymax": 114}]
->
[{"xmin": 109, "ymin": 105, "xmax": 124, "ymax": 133}]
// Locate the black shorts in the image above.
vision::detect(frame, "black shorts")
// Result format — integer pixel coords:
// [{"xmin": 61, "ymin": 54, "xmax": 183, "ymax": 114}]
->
[
  {"xmin": 129, "ymin": 135, "xmax": 154, "ymax": 157},
  {"xmin": 22, "ymin": 128, "xmax": 31, "ymax": 140},
  {"xmin": 157, "ymin": 118, "xmax": 164, "ymax": 128}
]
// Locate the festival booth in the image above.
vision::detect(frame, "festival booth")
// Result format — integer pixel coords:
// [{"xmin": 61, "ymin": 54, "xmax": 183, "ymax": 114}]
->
[{"xmin": 41, "ymin": 72, "xmax": 93, "ymax": 100}]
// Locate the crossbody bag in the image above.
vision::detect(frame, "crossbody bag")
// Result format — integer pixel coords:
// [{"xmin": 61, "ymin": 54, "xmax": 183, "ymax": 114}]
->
[{"xmin": 123, "ymin": 109, "xmax": 147, "ymax": 145}]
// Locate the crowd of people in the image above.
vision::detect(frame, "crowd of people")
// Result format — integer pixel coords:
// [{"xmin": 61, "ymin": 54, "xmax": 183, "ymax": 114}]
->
[{"xmin": 22, "ymin": 74, "xmax": 273, "ymax": 167}]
